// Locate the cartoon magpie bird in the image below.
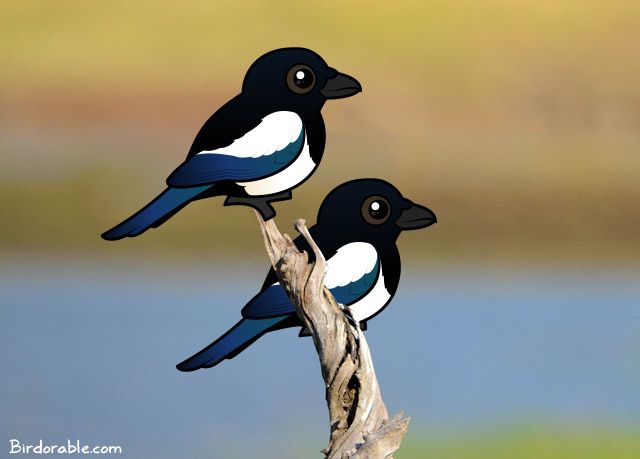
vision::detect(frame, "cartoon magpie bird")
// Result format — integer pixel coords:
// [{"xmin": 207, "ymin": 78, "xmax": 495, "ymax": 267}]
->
[
  {"xmin": 176, "ymin": 179, "xmax": 436, "ymax": 371},
  {"xmin": 101, "ymin": 48, "xmax": 361, "ymax": 240}
]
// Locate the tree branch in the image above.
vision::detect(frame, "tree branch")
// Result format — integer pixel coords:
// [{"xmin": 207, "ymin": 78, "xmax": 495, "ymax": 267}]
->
[{"xmin": 255, "ymin": 212, "xmax": 409, "ymax": 458}]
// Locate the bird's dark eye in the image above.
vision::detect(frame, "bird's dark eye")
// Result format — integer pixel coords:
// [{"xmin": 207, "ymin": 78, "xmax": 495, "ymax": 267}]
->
[
  {"xmin": 286, "ymin": 64, "xmax": 315, "ymax": 94},
  {"xmin": 361, "ymin": 196, "xmax": 391, "ymax": 225}
]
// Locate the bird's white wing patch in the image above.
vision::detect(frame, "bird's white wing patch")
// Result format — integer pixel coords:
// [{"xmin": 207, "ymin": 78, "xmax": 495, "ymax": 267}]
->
[
  {"xmin": 237, "ymin": 134, "xmax": 313, "ymax": 196},
  {"xmin": 198, "ymin": 111, "xmax": 303, "ymax": 158},
  {"xmin": 348, "ymin": 268, "xmax": 391, "ymax": 322},
  {"xmin": 324, "ymin": 242, "xmax": 378, "ymax": 289}
]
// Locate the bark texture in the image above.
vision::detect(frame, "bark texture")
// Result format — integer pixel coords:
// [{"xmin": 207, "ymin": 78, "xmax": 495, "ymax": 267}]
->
[{"xmin": 256, "ymin": 213, "xmax": 409, "ymax": 458}]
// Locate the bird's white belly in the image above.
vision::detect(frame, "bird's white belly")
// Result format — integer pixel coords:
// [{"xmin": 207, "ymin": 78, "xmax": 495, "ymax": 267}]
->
[
  {"xmin": 347, "ymin": 268, "xmax": 391, "ymax": 322},
  {"xmin": 237, "ymin": 136, "xmax": 314, "ymax": 196}
]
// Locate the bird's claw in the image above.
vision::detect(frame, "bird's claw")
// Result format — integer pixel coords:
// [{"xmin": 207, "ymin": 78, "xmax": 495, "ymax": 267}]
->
[{"xmin": 224, "ymin": 191, "xmax": 292, "ymax": 220}]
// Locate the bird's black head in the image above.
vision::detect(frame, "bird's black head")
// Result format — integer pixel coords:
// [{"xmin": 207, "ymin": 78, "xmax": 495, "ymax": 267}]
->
[
  {"xmin": 317, "ymin": 179, "xmax": 437, "ymax": 245},
  {"xmin": 241, "ymin": 47, "xmax": 361, "ymax": 111}
]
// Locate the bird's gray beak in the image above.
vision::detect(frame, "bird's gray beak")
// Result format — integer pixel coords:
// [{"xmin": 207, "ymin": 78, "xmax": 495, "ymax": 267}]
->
[
  {"xmin": 321, "ymin": 71, "xmax": 362, "ymax": 99},
  {"xmin": 396, "ymin": 202, "xmax": 437, "ymax": 230}
]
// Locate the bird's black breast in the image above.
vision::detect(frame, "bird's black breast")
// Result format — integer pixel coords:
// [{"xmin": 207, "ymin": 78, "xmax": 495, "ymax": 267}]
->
[
  {"xmin": 378, "ymin": 244, "xmax": 401, "ymax": 297},
  {"xmin": 300, "ymin": 111, "xmax": 325, "ymax": 164}
]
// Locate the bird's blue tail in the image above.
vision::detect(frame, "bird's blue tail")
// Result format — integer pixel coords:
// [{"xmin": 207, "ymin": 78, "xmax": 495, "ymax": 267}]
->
[
  {"xmin": 176, "ymin": 317, "xmax": 286, "ymax": 371},
  {"xmin": 101, "ymin": 186, "xmax": 211, "ymax": 240}
]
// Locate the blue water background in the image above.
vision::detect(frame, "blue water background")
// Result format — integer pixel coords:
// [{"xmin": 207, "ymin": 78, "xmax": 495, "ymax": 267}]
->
[{"xmin": 1, "ymin": 259, "xmax": 638, "ymax": 457}]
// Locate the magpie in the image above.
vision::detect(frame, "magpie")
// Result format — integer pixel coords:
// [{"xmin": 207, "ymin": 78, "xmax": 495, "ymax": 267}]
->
[
  {"xmin": 176, "ymin": 179, "xmax": 436, "ymax": 371},
  {"xmin": 101, "ymin": 47, "xmax": 361, "ymax": 240}
]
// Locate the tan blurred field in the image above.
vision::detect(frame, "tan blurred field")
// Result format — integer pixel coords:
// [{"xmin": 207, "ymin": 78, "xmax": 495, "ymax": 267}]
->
[{"xmin": 1, "ymin": 0, "xmax": 639, "ymax": 263}]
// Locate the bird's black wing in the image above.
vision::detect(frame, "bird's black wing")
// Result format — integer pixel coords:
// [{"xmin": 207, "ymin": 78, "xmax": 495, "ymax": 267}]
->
[
  {"xmin": 186, "ymin": 95, "xmax": 262, "ymax": 159},
  {"xmin": 166, "ymin": 103, "xmax": 306, "ymax": 187}
]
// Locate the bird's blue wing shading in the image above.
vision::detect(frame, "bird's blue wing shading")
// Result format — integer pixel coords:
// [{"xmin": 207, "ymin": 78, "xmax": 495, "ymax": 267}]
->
[
  {"xmin": 167, "ymin": 112, "xmax": 305, "ymax": 187},
  {"xmin": 241, "ymin": 284, "xmax": 295, "ymax": 319},
  {"xmin": 241, "ymin": 260, "xmax": 380, "ymax": 319},
  {"xmin": 329, "ymin": 259, "xmax": 379, "ymax": 305},
  {"xmin": 101, "ymin": 185, "xmax": 211, "ymax": 240},
  {"xmin": 176, "ymin": 317, "xmax": 286, "ymax": 371}
]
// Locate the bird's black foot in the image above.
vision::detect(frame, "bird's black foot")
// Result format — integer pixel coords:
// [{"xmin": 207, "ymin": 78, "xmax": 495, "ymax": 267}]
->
[{"xmin": 224, "ymin": 191, "xmax": 292, "ymax": 220}]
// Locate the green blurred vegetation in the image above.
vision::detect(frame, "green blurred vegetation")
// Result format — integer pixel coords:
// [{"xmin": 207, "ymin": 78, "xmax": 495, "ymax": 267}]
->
[
  {"xmin": 398, "ymin": 427, "xmax": 640, "ymax": 459},
  {"xmin": 288, "ymin": 426, "xmax": 640, "ymax": 459},
  {"xmin": 1, "ymin": 1, "xmax": 639, "ymax": 263}
]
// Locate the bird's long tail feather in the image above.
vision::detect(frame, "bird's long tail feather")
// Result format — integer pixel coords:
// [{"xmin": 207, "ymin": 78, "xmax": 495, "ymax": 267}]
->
[
  {"xmin": 101, "ymin": 186, "xmax": 211, "ymax": 240},
  {"xmin": 176, "ymin": 317, "xmax": 286, "ymax": 371}
]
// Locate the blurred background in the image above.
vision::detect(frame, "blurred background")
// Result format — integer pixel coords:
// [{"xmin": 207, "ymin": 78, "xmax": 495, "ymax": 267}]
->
[{"xmin": 1, "ymin": 1, "xmax": 639, "ymax": 458}]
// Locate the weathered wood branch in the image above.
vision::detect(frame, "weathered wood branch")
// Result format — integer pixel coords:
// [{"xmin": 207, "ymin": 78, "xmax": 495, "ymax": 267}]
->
[{"xmin": 255, "ymin": 212, "xmax": 409, "ymax": 458}]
